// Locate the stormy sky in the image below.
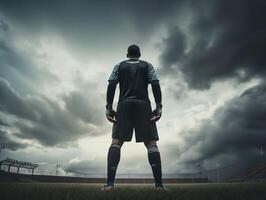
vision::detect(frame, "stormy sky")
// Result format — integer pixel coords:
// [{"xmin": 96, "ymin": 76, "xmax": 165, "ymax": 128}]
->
[{"xmin": 0, "ymin": 0, "xmax": 265, "ymax": 178}]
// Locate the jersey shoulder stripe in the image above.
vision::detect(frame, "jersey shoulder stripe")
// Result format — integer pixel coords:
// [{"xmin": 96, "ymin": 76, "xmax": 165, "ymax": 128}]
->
[
  {"xmin": 108, "ymin": 62, "xmax": 121, "ymax": 82},
  {"xmin": 147, "ymin": 62, "xmax": 159, "ymax": 83}
]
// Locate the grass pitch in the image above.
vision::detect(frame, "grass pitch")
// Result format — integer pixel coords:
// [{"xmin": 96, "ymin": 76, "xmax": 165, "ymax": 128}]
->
[{"xmin": 0, "ymin": 182, "xmax": 265, "ymax": 200}]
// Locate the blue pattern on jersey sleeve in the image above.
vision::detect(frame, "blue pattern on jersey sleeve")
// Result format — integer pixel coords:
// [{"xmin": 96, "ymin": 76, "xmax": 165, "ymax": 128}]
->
[
  {"xmin": 108, "ymin": 63, "xmax": 120, "ymax": 82},
  {"xmin": 147, "ymin": 63, "xmax": 159, "ymax": 83}
]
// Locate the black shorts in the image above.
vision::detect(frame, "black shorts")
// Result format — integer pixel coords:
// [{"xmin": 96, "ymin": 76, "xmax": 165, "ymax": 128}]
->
[{"xmin": 112, "ymin": 99, "xmax": 159, "ymax": 142}]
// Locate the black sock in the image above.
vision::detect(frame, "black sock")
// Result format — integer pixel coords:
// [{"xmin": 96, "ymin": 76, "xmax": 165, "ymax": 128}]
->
[
  {"xmin": 147, "ymin": 145, "xmax": 163, "ymax": 187},
  {"xmin": 107, "ymin": 144, "xmax": 121, "ymax": 186}
]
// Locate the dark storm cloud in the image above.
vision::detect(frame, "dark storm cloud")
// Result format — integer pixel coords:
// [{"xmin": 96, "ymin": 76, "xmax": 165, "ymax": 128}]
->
[
  {"xmin": 0, "ymin": 0, "xmax": 178, "ymax": 33},
  {"xmin": 0, "ymin": 0, "xmax": 182, "ymax": 57},
  {"xmin": 0, "ymin": 119, "xmax": 9, "ymax": 127},
  {"xmin": 159, "ymin": 26, "xmax": 186, "ymax": 75},
  {"xmin": 0, "ymin": 129, "xmax": 27, "ymax": 151},
  {"xmin": 0, "ymin": 79, "xmax": 34, "ymax": 120},
  {"xmin": 177, "ymin": 82, "xmax": 266, "ymax": 171},
  {"xmin": 160, "ymin": 0, "xmax": 266, "ymax": 89},
  {"xmin": 0, "ymin": 78, "xmax": 104, "ymax": 147},
  {"xmin": 121, "ymin": 0, "xmax": 180, "ymax": 35}
]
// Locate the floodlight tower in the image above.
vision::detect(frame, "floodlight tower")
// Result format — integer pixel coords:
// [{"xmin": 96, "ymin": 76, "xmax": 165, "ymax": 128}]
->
[
  {"xmin": 259, "ymin": 145, "xmax": 265, "ymax": 164},
  {"xmin": 0, "ymin": 144, "xmax": 5, "ymax": 170},
  {"xmin": 56, "ymin": 164, "xmax": 61, "ymax": 176}
]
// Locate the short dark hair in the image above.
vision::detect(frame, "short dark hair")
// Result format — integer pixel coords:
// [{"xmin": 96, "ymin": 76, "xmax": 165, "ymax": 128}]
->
[{"xmin": 127, "ymin": 44, "xmax": 141, "ymax": 58}]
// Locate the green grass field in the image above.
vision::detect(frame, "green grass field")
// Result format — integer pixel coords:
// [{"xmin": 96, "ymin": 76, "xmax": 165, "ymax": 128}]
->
[{"xmin": 0, "ymin": 182, "xmax": 266, "ymax": 200}]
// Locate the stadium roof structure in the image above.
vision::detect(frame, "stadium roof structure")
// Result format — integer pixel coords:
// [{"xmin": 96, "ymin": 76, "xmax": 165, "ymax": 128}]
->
[{"xmin": 0, "ymin": 157, "xmax": 38, "ymax": 174}]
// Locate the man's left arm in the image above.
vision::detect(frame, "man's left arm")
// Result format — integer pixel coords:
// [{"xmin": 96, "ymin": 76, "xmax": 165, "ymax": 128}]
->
[{"xmin": 148, "ymin": 63, "xmax": 162, "ymax": 122}]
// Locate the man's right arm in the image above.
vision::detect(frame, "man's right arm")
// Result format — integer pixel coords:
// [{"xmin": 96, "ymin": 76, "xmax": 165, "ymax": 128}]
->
[
  {"xmin": 106, "ymin": 81, "xmax": 117, "ymax": 110},
  {"xmin": 106, "ymin": 63, "xmax": 120, "ymax": 123}
]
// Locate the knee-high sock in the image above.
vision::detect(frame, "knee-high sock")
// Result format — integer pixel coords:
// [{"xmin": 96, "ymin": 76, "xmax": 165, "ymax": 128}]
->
[
  {"xmin": 147, "ymin": 144, "xmax": 163, "ymax": 187},
  {"xmin": 107, "ymin": 144, "xmax": 121, "ymax": 185}
]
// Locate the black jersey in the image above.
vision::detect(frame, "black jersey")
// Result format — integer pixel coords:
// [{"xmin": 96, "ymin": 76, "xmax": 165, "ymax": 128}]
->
[{"xmin": 108, "ymin": 58, "xmax": 159, "ymax": 103}]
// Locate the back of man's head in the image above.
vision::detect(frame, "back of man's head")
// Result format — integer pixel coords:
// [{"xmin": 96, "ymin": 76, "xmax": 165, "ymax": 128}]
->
[{"xmin": 127, "ymin": 44, "xmax": 141, "ymax": 58}]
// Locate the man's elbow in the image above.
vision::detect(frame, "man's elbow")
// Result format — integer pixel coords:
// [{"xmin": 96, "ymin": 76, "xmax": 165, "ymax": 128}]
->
[
  {"xmin": 108, "ymin": 80, "xmax": 118, "ymax": 85},
  {"xmin": 151, "ymin": 80, "xmax": 160, "ymax": 87},
  {"xmin": 108, "ymin": 80, "xmax": 118, "ymax": 89}
]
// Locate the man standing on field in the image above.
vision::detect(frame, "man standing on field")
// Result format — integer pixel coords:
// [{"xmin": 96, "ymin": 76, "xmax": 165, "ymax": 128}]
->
[{"xmin": 101, "ymin": 44, "xmax": 166, "ymax": 191}]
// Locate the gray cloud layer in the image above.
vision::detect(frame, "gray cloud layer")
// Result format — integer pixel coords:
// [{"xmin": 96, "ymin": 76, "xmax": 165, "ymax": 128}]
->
[
  {"xmin": 0, "ymin": 0, "xmax": 181, "ymax": 59},
  {"xmin": 0, "ymin": 14, "xmax": 106, "ymax": 150},
  {"xmin": 63, "ymin": 91, "xmax": 104, "ymax": 125},
  {"xmin": 0, "ymin": 77, "xmax": 104, "ymax": 147},
  {"xmin": 0, "ymin": 126, "xmax": 27, "ymax": 151},
  {"xmin": 157, "ymin": 0, "xmax": 266, "ymax": 174},
  {"xmin": 0, "ymin": 0, "xmax": 265, "ymax": 177},
  {"xmin": 0, "ymin": 18, "xmax": 57, "ymax": 95},
  {"xmin": 176, "ymin": 82, "xmax": 266, "ymax": 172}
]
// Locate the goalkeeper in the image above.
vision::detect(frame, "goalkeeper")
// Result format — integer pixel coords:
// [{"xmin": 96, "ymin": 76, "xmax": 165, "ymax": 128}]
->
[{"xmin": 102, "ymin": 44, "xmax": 165, "ymax": 191}]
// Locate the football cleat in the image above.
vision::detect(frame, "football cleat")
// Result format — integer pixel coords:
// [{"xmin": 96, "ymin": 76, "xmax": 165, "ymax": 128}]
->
[
  {"xmin": 155, "ymin": 185, "xmax": 169, "ymax": 192},
  {"xmin": 101, "ymin": 184, "xmax": 114, "ymax": 192}
]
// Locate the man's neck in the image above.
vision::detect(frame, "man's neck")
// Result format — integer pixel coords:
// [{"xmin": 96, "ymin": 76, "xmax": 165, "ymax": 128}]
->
[{"xmin": 128, "ymin": 57, "xmax": 139, "ymax": 60}]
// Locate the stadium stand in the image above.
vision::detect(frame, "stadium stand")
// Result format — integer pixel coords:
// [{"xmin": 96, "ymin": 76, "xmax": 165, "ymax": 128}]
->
[
  {"xmin": 0, "ymin": 157, "xmax": 38, "ymax": 175},
  {"xmin": 228, "ymin": 164, "xmax": 266, "ymax": 182},
  {"xmin": 0, "ymin": 170, "xmax": 208, "ymax": 183},
  {"xmin": 3, "ymin": 156, "xmax": 264, "ymax": 183}
]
